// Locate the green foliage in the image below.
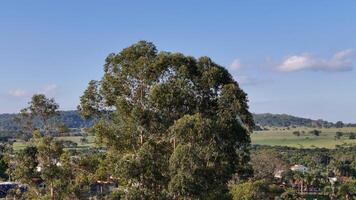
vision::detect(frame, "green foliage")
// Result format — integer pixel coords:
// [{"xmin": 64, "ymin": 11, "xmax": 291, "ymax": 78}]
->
[
  {"xmin": 14, "ymin": 94, "xmax": 59, "ymax": 136},
  {"xmin": 0, "ymin": 110, "xmax": 93, "ymax": 135},
  {"xmin": 277, "ymin": 189, "xmax": 303, "ymax": 200},
  {"xmin": 230, "ymin": 180, "xmax": 283, "ymax": 200},
  {"xmin": 79, "ymin": 41, "xmax": 254, "ymax": 199},
  {"xmin": 336, "ymin": 131, "xmax": 344, "ymax": 139},
  {"xmin": 309, "ymin": 129, "xmax": 321, "ymax": 136},
  {"xmin": 337, "ymin": 180, "xmax": 356, "ymax": 200},
  {"xmin": 0, "ymin": 145, "xmax": 9, "ymax": 180},
  {"xmin": 250, "ymin": 149, "xmax": 288, "ymax": 180},
  {"xmin": 252, "ymin": 127, "xmax": 356, "ymax": 148}
]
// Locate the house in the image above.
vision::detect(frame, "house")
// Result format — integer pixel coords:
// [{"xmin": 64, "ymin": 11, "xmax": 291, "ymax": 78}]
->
[
  {"xmin": 290, "ymin": 164, "xmax": 309, "ymax": 173},
  {"xmin": 274, "ymin": 170, "xmax": 285, "ymax": 179}
]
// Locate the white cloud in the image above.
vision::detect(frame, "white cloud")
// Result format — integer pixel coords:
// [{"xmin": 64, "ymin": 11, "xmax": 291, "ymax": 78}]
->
[
  {"xmin": 278, "ymin": 49, "xmax": 354, "ymax": 72},
  {"xmin": 9, "ymin": 89, "xmax": 27, "ymax": 98},
  {"xmin": 229, "ymin": 59, "xmax": 242, "ymax": 71},
  {"xmin": 8, "ymin": 84, "xmax": 58, "ymax": 98},
  {"xmin": 40, "ymin": 84, "xmax": 58, "ymax": 94},
  {"xmin": 235, "ymin": 75, "xmax": 271, "ymax": 86}
]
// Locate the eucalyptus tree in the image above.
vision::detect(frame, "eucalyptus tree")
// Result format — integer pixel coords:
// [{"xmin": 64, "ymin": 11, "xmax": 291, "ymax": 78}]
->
[
  {"xmin": 79, "ymin": 41, "xmax": 254, "ymax": 199},
  {"xmin": 15, "ymin": 94, "xmax": 59, "ymax": 136},
  {"xmin": 12, "ymin": 95, "xmax": 75, "ymax": 200}
]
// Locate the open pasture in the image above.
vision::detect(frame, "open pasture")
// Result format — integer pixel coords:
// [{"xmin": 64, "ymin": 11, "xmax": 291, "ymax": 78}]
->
[{"xmin": 251, "ymin": 127, "xmax": 356, "ymax": 148}]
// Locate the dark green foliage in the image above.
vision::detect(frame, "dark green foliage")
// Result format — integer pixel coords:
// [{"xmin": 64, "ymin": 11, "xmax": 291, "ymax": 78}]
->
[
  {"xmin": 230, "ymin": 180, "xmax": 284, "ymax": 200},
  {"xmin": 277, "ymin": 189, "xmax": 303, "ymax": 200},
  {"xmin": 253, "ymin": 113, "xmax": 354, "ymax": 128},
  {"xmin": 0, "ymin": 145, "xmax": 9, "ymax": 180},
  {"xmin": 335, "ymin": 131, "xmax": 343, "ymax": 139},
  {"xmin": 337, "ymin": 180, "xmax": 356, "ymax": 200},
  {"xmin": 293, "ymin": 131, "xmax": 301, "ymax": 137},
  {"xmin": 309, "ymin": 129, "xmax": 321, "ymax": 136},
  {"xmin": 0, "ymin": 111, "xmax": 94, "ymax": 137},
  {"xmin": 79, "ymin": 41, "xmax": 254, "ymax": 199}
]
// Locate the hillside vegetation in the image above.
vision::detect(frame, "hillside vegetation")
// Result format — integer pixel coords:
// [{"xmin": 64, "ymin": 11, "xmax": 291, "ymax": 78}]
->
[
  {"xmin": 0, "ymin": 110, "xmax": 93, "ymax": 132},
  {"xmin": 1, "ymin": 112, "xmax": 354, "ymax": 133},
  {"xmin": 253, "ymin": 113, "xmax": 355, "ymax": 128}
]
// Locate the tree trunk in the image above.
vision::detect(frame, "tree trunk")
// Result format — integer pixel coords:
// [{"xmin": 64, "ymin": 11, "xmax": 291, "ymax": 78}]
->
[
  {"xmin": 51, "ymin": 182, "xmax": 54, "ymax": 200},
  {"xmin": 173, "ymin": 138, "xmax": 176, "ymax": 150}
]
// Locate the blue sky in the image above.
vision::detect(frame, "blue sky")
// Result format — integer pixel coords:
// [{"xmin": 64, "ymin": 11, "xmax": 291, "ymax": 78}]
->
[{"xmin": 0, "ymin": 1, "xmax": 355, "ymax": 122}]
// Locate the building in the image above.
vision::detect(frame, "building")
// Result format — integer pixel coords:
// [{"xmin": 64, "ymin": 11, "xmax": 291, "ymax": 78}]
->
[{"xmin": 290, "ymin": 164, "xmax": 309, "ymax": 173}]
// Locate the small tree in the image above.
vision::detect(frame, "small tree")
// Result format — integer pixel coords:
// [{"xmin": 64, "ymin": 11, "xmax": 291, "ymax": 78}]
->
[
  {"xmin": 293, "ymin": 131, "xmax": 301, "ymax": 137},
  {"xmin": 277, "ymin": 189, "xmax": 303, "ymax": 200},
  {"xmin": 335, "ymin": 121, "xmax": 344, "ymax": 128},
  {"xmin": 230, "ymin": 180, "xmax": 283, "ymax": 200},
  {"xmin": 337, "ymin": 180, "xmax": 356, "ymax": 200},
  {"xmin": 11, "ymin": 95, "xmax": 75, "ymax": 200},
  {"xmin": 335, "ymin": 132, "xmax": 343, "ymax": 140},
  {"xmin": 310, "ymin": 129, "xmax": 321, "ymax": 136},
  {"xmin": 15, "ymin": 94, "xmax": 59, "ymax": 136}
]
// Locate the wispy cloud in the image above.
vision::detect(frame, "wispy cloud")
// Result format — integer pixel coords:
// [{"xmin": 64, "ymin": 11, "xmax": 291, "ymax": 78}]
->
[
  {"xmin": 278, "ymin": 49, "xmax": 354, "ymax": 72},
  {"xmin": 229, "ymin": 59, "xmax": 242, "ymax": 71},
  {"xmin": 40, "ymin": 84, "xmax": 58, "ymax": 94},
  {"xmin": 8, "ymin": 89, "xmax": 27, "ymax": 98},
  {"xmin": 8, "ymin": 84, "xmax": 58, "ymax": 98},
  {"xmin": 236, "ymin": 75, "xmax": 271, "ymax": 86}
]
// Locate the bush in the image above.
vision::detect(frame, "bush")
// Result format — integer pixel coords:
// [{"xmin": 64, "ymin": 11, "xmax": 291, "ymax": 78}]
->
[
  {"xmin": 293, "ymin": 131, "xmax": 301, "ymax": 137},
  {"xmin": 230, "ymin": 180, "xmax": 283, "ymax": 200}
]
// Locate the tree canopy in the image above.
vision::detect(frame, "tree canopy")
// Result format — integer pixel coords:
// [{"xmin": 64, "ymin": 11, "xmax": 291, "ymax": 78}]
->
[{"xmin": 79, "ymin": 41, "xmax": 254, "ymax": 199}]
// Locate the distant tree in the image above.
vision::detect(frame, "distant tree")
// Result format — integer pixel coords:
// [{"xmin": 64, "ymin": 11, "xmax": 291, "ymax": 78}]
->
[
  {"xmin": 254, "ymin": 125, "xmax": 263, "ymax": 131},
  {"xmin": 61, "ymin": 140, "xmax": 78, "ymax": 148},
  {"xmin": 11, "ymin": 95, "xmax": 75, "ymax": 199},
  {"xmin": 277, "ymin": 189, "xmax": 303, "ymax": 200},
  {"xmin": 230, "ymin": 180, "xmax": 283, "ymax": 200},
  {"xmin": 0, "ymin": 146, "xmax": 9, "ymax": 180},
  {"xmin": 57, "ymin": 124, "xmax": 70, "ymax": 135},
  {"xmin": 80, "ymin": 136, "xmax": 88, "ymax": 144},
  {"xmin": 15, "ymin": 94, "xmax": 59, "ymax": 136},
  {"xmin": 335, "ymin": 121, "xmax": 344, "ymax": 128},
  {"xmin": 250, "ymin": 149, "xmax": 288, "ymax": 180},
  {"xmin": 293, "ymin": 131, "xmax": 301, "ymax": 137},
  {"xmin": 335, "ymin": 132, "xmax": 344, "ymax": 140},
  {"xmin": 337, "ymin": 180, "xmax": 356, "ymax": 200},
  {"xmin": 310, "ymin": 129, "xmax": 321, "ymax": 136}
]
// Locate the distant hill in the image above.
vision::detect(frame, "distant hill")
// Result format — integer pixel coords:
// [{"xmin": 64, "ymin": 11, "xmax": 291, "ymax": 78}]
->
[
  {"xmin": 0, "ymin": 111, "xmax": 93, "ymax": 133},
  {"xmin": 0, "ymin": 111, "xmax": 354, "ymax": 133},
  {"xmin": 253, "ymin": 113, "xmax": 355, "ymax": 128}
]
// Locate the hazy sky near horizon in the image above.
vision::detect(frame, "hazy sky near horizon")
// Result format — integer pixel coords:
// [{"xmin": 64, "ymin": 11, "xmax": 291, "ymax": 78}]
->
[{"xmin": 0, "ymin": 1, "xmax": 355, "ymax": 122}]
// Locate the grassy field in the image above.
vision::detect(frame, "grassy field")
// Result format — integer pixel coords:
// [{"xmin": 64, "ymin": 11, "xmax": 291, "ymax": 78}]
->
[
  {"xmin": 11, "ymin": 127, "xmax": 356, "ymax": 150},
  {"xmin": 13, "ymin": 136, "xmax": 96, "ymax": 151},
  {"xmin": 251, "ymin": 127, "xmax": 356, "ymax": 148}
]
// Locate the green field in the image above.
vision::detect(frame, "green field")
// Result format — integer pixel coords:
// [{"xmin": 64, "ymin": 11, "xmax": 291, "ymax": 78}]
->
[
  {"xmin": 13, "ymin": 136, "xmax": 96, "ymax": 151},
  {"xmin": 11, "ymin": 127, "xmax": 356, "ymax": 150},
  {"xmin": 251, "ymin": 127, "xmax": 356, "ymax": 148}
]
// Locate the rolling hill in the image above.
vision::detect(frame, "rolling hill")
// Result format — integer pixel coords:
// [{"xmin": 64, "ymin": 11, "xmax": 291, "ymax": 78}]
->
[{"xmin": 0, "ymin": 111, "xmax": 354, "ymax": 133}]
